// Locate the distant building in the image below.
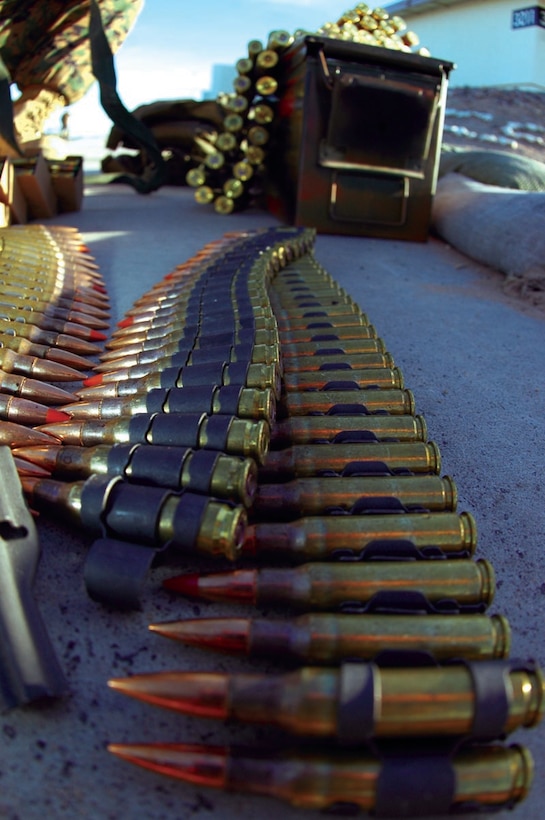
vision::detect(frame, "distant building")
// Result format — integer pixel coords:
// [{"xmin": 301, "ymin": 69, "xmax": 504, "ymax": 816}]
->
[
  {"xmin": 202, "ymin": 64, "xmax": 237, "ymax": 99},
  {"xmin": 386, "ymin": 0, "xmax": 545, "ymax": 88}
]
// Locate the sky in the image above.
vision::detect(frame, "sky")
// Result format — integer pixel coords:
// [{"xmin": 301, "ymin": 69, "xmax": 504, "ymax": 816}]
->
[{"xmin": 61, "ymin": 0, "xmax": 364, "ymax": 140}]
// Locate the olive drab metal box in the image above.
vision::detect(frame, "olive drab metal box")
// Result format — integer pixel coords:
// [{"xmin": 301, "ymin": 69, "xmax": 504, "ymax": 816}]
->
[{"xmin": 267, "ymin": 36, "xmax": 454, "ymax": 240}]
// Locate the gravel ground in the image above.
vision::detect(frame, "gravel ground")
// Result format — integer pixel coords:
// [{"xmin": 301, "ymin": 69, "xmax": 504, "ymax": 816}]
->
[{"xmin": 443, "ymin": 87, "xmax": 545, "ymax": 164}]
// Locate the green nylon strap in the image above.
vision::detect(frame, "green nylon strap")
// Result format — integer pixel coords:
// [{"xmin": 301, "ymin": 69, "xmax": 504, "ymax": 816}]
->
[
  {"xmin": 89, "ymin": 0, "xmax": 166, "ymax": 194},
  {"xmin": 0, "ymin": 52, "xmax": 23, "ymax": 157}
]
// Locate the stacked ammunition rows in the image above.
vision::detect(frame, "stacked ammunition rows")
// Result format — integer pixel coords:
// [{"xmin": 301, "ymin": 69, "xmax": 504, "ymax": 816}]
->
[
  {"xmin": 6, "ymin": 226, "xmax": 543, "ymax": 813},
  {"xmin": 0, "ymin": 224, "xmax": 109, "ymax": 452},
  {"xmin": 0, "ymin": 224, "xmax": 108, "ymax": 709},
  {"xmin": 186, "ymin": 5, "xmax": 427, "ymax": 215}
]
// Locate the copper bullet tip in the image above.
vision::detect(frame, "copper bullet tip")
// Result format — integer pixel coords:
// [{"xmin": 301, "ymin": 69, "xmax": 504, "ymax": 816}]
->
[
  {"xmin": 107, "ymin": 742, "xmax": 227, "ymax": 787},
  {"xmin": 148, "ymin": 618, "xmax": 250, "ymax": 653}
]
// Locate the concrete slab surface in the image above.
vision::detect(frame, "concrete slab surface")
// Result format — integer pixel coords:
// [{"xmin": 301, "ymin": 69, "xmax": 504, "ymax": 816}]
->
[{"xmin": 2, "ymin": 183, "xmax": 544, "ymax": 820}]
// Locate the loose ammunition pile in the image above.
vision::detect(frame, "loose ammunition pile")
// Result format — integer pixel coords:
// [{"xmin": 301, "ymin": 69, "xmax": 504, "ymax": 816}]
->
[
  {"xmin": 8, "ymin": 226, "xmax": 543, "ymax": 814},
  {"xmin": 186, "ymin": 5, "xmax": 428, "ymax": 216}
]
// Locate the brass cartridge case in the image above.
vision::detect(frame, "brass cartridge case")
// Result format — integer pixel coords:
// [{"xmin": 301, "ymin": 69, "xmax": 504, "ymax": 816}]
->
[
  {"xmin": 185, "ymin": 165, "xmax": 207, "ymax": 187},
  {"xmin": 235, "ymin": 57, "xmax": 253, "ymax": 75},
  {"xmin": 276, "ymin": 312, "xmax": 371, "ymax": 331},
  {"xmin": 22, "ymin": 476, "xmax": 247, "ymax": 561},
  {"xmin": 267, "ymin": 29, "xmax": 293, "ymax": 49},
  {"xmin": 271, "ymin": 283, "xmax": 352, "ymax": 298},
  {"xmin": 194, "ymin": 185, "xmax": 215, "ymax": 204},
  {"xmin": 247, "ymin": 39, "xmax": 263, "ymax": 57},
  {"xmin": 260, "ymin": 441, "xmax": 441, "ymax": 479},
  {"xmin": 245, "ymin": 510, "xmax": 477, "ymax": 560},
  {"xmin": 255, "ymin": 48, "xmax": 279, "ymax": 72},
  {"xmin": 254, "ymin": 75, "xmax": 278, "ymax": 96},
  {"xmin": 216, "ymin": 131, "xmax": 239, "ymax": 152},
  {"xmin": 281, "ymin": 352, "xmax": 392, "ymax": 372},
  {"xmin": 279, "ymin": 326, "xmax": 377, "ymax": 343},
  {"xmin": 249, "ymin": 103, "xmax": 275, "ymax": 125},
  {"xmin": 282, "ymin": 366, "xmax": 404, "ymax": 392},
  {"xmin": 280, "ymin": 337, "xmax": 382, "ymax": 357},
  {"xmin": 279, "ymin": 388, "xmax": 415, "ymax": 416},
  {"xmin": 272, "ymin": 295, "xmax": 357, "ymax": 312},
  {"xmin": 271, "ymin": 272, "xmax": 342, "ymax": 288},
  {"xmin": 223, "ymin": 179, "xmax": 245, "ymax": 200},
  {"xmin": 270, "ymin": 413, "xmax": 427, "ymax": 446},
  {"xmin": 247, "ymin": 125, "xmax": 269, "ymax": 146},
  {"xmin": 159, "ymin": 495, "xmax": 247, "ymax": 560},
  {"xmin": 251, "ymin": 474, "xmax": 457, "ymax": 517}
]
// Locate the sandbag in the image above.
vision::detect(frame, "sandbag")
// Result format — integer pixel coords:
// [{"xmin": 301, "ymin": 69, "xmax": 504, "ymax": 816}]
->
[
  {"xmin": 439, "ymin": 149, "xmax": 545, "ymax": 192},
  {"xmin": 431, "ymin": 173, "xmax": 545, "ymax": 307}
]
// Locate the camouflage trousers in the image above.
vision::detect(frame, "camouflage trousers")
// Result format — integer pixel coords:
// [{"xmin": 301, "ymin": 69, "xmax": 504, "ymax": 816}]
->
[{"xmin": 0, "ymin": 0, "xmax": 143, "ymax": 104}]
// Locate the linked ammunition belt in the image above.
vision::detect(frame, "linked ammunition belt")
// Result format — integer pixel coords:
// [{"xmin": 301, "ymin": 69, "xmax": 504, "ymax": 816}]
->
[
  {"xmin": 1, "ymin": 223, "xmax": 543, "ymax": 815},
  {"xmin": 184, "ymin": 5, "xmax": 428, "ymax": 216}
]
